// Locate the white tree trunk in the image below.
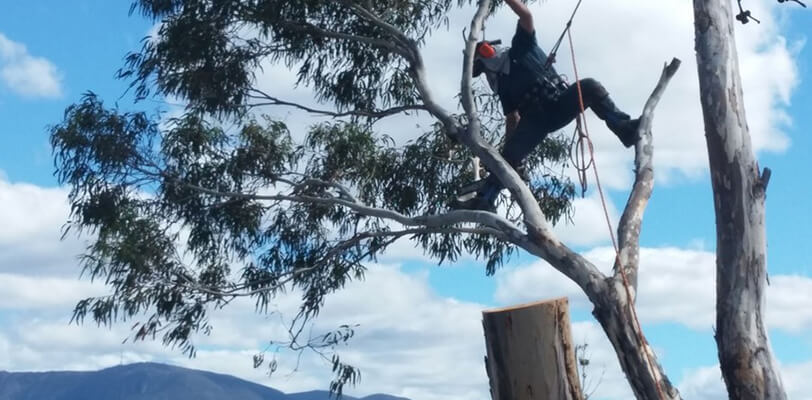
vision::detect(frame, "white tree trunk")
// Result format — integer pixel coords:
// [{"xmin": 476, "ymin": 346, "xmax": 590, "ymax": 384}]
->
[
  {"xmin": 483, "ymin": 298, "xmax": 583, "ymax": 400},
  {"xmin": 692, "ymin": 1, "xmax": 787, "ymax": 399}
]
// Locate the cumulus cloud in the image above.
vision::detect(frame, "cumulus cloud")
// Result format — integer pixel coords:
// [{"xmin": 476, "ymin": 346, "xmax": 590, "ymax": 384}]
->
[
  {"xmin": 0, "ymin": 263, "xmax": 493, "ymax": 400},
  {"xmin": 0, "ymin": 179, "xmax": 85, "ymax": 277},
  {"xmin": 0, "ymin": 33, "xmax": 63, "ymax": 98},
  {"xmin": 679, "ymin": 361, "xmax": 812, "ymax": 400},
  {"xmin": 677, "ymin": 365, "xmax": 729, "ymax": 400},
  {"xmin": 495, "ymin": 245, "xmax": 812, "ymax": 334},
  {"xmin": 552, "ymin": 193, "xmax": 618, "ymax": 248},
  {"xmin": 0, "ymin": 273, "xmax": 105, "ymax": 310}
]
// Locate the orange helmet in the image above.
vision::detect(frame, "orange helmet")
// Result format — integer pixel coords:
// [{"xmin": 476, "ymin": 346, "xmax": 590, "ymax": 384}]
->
[
  {"xmin": 477, "ymin": 41, "xmax": 496, "ymax": 59},
  {"xmin": 473, "ymin": 40, "xmax": 503, "ymax": 77}
]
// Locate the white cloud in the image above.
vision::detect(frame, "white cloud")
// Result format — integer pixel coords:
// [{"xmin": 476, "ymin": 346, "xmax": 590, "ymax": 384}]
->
[
  {"xmin": 568, "ymin": 321, "xmax": 634, "ymax": 399},
  {"xmin": 0, "ymin": 33, "xmax": 63, "ymax": 98},
  {"xmin": 496, "ymin": 245, "xmax": 812, "ymax": 334},
  {"xmin": 679, "ymin": 361, "xmax": 812, "ymax": 400},
  {"xmin": 767, "ymin": 275, "xmax": 812, "ymax": 334},
  {"xmin": 0, "ymin": 273, "xmax": 105, "ymax": 310},
  {"xmin": 0, "ymin": 179, "xmax": 85, "ymax": 276},
  {"xmin": 552, "ymin": 193, "xmax": 618, "ymax": 248},
  {"xmin": 677, "ymin": 365, "xmax": 728, "ymax": 400},
  {"xmin": 0, "ymin": 263, "xmax": 492, "ymax": 400}
]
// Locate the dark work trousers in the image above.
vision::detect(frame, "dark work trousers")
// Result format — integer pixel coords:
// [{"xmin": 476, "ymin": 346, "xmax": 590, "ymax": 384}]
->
[{"xmin": 479, "ymin": 78, "xmax": 628, "ymax": 204}]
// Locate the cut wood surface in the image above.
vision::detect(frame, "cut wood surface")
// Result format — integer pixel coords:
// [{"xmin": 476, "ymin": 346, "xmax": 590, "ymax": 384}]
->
[{"xmin": 482, "ymin": 297, "xmax": 583, "ymax": 400}]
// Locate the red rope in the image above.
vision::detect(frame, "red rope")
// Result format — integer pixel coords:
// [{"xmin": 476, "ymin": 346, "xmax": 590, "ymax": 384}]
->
[{"xmin": 566, "ymin": 27, "xmax": 667, "ymax": 400}]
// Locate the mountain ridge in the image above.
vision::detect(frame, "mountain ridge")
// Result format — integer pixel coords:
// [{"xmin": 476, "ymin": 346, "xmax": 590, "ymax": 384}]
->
[{"xmin": 0, "ymin": 362, "xmax": 410, "ymax": 400}]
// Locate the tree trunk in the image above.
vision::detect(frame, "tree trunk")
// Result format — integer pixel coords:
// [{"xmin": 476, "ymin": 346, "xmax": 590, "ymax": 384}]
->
[
  {"xmin": 482, "ymin": 297, "xmax": 583, "ymax": 400},
  {"xmin": 591, "ymin": 284, "xmax": 680, "ymax": 400},
  {"xmin": 693, "ymin": 1, "xmax": 787, "ymax": 399}
]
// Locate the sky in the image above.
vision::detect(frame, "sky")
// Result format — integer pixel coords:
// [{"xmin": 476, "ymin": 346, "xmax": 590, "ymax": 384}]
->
[{"xmin": 1, "ymin": 1, "xmax": 811, "ymax": 399}]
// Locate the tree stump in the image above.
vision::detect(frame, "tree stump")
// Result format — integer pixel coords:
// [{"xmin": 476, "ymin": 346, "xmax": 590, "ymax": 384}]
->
[{"xmin": 482, "ymin": 297, "xmax": 583, "ymax": 400}]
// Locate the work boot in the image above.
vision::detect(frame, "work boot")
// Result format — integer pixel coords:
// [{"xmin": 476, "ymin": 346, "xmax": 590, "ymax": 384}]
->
[
  {"xmin": 449, "ymin": 194, "xmax": 496, "ymax": 213},
  {"xmin": 607, "ymin": 118, "xmax": 640, "ymax": 148},
  {"xmin": 592, "ymin": 96, "xmax": 640, "ymax": 148}
]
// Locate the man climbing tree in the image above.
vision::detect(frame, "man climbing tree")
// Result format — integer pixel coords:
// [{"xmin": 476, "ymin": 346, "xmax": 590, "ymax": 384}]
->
[{"xmin": 453, "ymin": 0, "xmax": 640, "ymax": 212}]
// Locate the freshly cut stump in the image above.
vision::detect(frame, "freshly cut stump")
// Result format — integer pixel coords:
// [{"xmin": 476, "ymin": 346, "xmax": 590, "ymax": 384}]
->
[{"xmin": 482, "ymin": 297, "xmax": 583, "ymax": 400}]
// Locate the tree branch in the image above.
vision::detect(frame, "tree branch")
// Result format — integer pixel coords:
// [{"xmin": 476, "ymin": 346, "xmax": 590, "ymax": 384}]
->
[
  {"xmin": 338, "ymin": 1, "xmax": 415, "ymax": 51},
  {"xmin": 278, "ymin": 20, "xmax": 414, "ymax": 61},
  {"xmin": 247, "ymin": 89, "xmax": 428, "ymax": 120},
  {"xmin": 179, "ymin": 181, "xmax": 527, "ymax": 241},
  {"xmin": 615, "ymin": 58, "xmax": 682, "ymax": 290},
  {"xmin": 410, "ymin": 58, "xmax": 458, "ymax": 134}
]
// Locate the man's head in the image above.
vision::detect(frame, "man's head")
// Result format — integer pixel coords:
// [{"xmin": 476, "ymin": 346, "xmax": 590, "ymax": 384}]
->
[{"xmin": 473, "ymin": 39, "xmax": 503, "ymax": 77}]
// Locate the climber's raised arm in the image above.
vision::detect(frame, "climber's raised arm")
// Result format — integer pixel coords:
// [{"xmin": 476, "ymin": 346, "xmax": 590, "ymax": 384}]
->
[{"xmin": 504, "ymin": 0, "xmax": 534, "ymax": 33}]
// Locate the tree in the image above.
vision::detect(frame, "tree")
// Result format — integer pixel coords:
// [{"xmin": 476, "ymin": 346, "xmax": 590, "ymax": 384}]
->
[
  {"xmin": 693, "ymin": 1, "xmax": 788, "ymax": 398},
  {"xmin": 51, "ymin": 0, "xmax": 683, "ymax": 398}
]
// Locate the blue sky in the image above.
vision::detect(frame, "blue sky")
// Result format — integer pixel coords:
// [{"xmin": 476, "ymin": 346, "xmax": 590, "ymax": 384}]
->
[{"xmin": 1, "ymin": 2, "xmax": 811, "ymax": 399}]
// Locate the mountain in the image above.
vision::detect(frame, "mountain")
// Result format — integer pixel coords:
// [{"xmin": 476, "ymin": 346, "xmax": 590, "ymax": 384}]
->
[{"xmin": 0, "ymin": 363, "xmax": 410, "ymax": 400}]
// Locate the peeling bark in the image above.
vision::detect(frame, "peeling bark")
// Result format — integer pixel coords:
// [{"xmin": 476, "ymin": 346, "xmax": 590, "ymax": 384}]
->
[{"xmin": 692, "ymin": 1, "xmax": 787, "ymax": 399}]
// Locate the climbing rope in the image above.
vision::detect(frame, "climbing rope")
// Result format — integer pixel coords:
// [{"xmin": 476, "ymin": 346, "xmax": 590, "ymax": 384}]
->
[
  {"xmin": 543, "ymin": 0, "xmax": 584, "ymax": 71},
  {"xmin": 570, "ymin": 114, "xmax": 592, "ymax": 197},
  {"xmin": 563, "ymin": 10, "xmax": 668, "ymax": 400}
]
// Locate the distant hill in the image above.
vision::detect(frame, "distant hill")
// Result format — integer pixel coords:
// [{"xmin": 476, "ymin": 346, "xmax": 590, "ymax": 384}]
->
[{"xmin": 0, "ymin": 362, "xmax": 410, "ymax": 400}]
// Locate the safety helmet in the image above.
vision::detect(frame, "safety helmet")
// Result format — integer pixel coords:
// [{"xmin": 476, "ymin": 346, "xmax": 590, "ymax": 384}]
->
[{"xmin": 473, "ymin": 39, "xmax": 503, "ymax": 77}]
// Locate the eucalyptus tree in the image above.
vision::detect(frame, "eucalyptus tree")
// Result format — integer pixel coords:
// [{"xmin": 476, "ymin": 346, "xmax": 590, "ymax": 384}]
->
[{"xmin": 51, "ymin": 0, "xmax": 685, "ymax": 398}]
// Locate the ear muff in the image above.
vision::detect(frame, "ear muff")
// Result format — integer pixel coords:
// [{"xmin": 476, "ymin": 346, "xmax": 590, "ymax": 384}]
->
[{"xmin": 477, "ymin": 42, "xmax": 496, "ymax": 59}]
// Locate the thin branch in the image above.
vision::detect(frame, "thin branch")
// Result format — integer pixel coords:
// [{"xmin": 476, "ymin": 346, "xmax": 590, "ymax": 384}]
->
[
  {"xmin": 615, "ymin": 58, "xmax": 682, "ymax": 288},
  {"xmin": 293, "ymin": 178, "xmax": 359, "ymax": 203},
  {"xmin": 278, "ymin": 20, "xmax": 413, "ymax": 60},
  {"xmin": 247, "ymin": 89, "xmax": 428, "ymax": 120},
  {"xmin": 338, "ymin": 1, "xmax": 414, "ymax": 50},
  {"xmin": 179, "ymin": 182, "xmax": 526, "ymax": 240}
]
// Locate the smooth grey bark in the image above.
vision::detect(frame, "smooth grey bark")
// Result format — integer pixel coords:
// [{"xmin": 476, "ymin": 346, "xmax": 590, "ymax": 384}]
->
[{"xmin": 693, "ymin": 1, "xmax": 787, "ymax": 399}]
